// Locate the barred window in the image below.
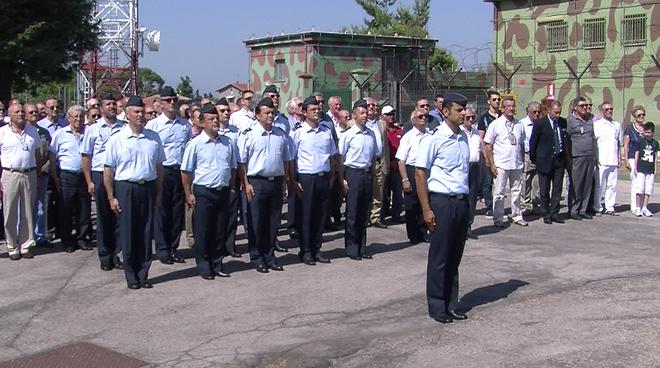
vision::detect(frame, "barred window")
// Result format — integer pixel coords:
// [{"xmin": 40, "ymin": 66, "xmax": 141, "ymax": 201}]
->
[
  {"xmin": 622, "ymin": 14, "xmax": 646, "ymax": 47},
  {"xmin": 547, "ymin": 21, "xmax": 568, "ymax": 52},
  {"xmin": 583, "ymin": 18, "xmax": 606, "ymax": 49},
  {"xmin": 274, "ymin": 59, "xmax": 286, "ymax": 81}
]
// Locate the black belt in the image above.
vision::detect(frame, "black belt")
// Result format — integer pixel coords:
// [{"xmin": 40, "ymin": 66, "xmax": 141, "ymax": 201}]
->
[
  {"xmin": 193, "ymin": 184, "xmax": 228, "ymax": 192},
  {"xmin": 298, "ymin": 172, "xmax": 328, "ymax": 177},
  {"xmin": 3, "ymin": 167, "xmax": 35, "ymax": 173},
  {"xmin": 117, "ymin": 179, "xmax": 154, "ymax": 185},
  {"xmin": 248, "ymin": 175, "xmax": 283, "ymax": 181},
  {"xmin": 430, "ymin": 192, "xmax": 468, "ymax": 200},
  {"xmin": 60, "ymin": 169, "xmax": 83, "ymax": 175},
  {"xmin": 164, "ymin": 165, "xmax": 181, "ymax": 171},
  {"xmin": 345, "ymin": 166, "xmax": 371, "ymax": 173}
]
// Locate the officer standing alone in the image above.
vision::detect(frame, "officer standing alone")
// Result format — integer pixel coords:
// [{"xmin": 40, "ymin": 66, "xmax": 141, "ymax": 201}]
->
[{"xmin": 415, "ymin": 92, "xmax": 471, "ymax": 323}]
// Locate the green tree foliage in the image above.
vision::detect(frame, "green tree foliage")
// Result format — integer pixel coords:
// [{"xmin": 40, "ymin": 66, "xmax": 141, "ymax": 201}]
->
[
  {"xmin": 176, "ymin": 76, "xmax": 194, "ymax": 98},
  {"xmin": 138, "ymin": 67, "xmax": 165, "ymax": 96},
  {"xmin": 351, "ymin": 0, "xmax": 457, "ymax": 71},
  {"xmin": 0, "ymin": 0, "xmax": 99, "ymax": 103}
]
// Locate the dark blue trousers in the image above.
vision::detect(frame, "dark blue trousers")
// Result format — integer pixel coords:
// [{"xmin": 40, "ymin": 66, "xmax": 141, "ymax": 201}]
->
[
  {"xmin": 247, "ymin": 176, "xmax": 283, "ymax": 266},
  {"xmin": 115, "ymin": 180, "xmax": 155, "ymax": 284},
  {"xmin": 344, "ymin": 167, "xmax": 373, "ymax": 257},
  {"xmin": 404, "ymin": 165, "xmax": 427, "ymax": 243},
  {"xmin": 154, "ymin": 166, "xmax": 184, "ymax": 259},
  {"xmin": 224, "ymin": 182, "xmax": 240, "ymax": 254},
  {"xmin": 297, "ymin": 173, "xmax": 331, "ymax": 259},
  {"xmin": 427, "ymin": 193, "xmax": 468, "ymax": 318},
  {"xmin": 480, "ymin": 161, "xmax": 493, "ymax": 212},
  {"xmin": 468, "ymin": 163, "xmax": 482, "ymax": 226},
  {"xmin": 92, "ymin": 171, "xmax": 120, "ymax": 267},
  {"xmin": 193, "ymin": 185, "xmax": 230, "ymax": 276},
  {"xmin": 58, "ymin": 171, "xmax": 91, "ymax": 248}
]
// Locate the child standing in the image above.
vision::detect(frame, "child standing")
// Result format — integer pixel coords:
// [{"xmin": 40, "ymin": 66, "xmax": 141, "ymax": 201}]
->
[{"xmin": 633, "ymin": 122, "xmax": 658, "ymax": 217}]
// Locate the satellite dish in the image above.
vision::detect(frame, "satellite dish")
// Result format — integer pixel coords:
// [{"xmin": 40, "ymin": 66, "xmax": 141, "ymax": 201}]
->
[{"xmin": 145, "ymin": 30, "xmax": 160, "ymax": 52}]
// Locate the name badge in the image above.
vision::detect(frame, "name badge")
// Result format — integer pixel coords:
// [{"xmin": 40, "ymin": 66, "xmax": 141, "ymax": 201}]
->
[
  {"xmin": 509, "ymin": 133, "xmax": 517, "ymax": 145},
  {"xmin": 580, "ymin": 126, "xmax": 584, "ymax": 134}
]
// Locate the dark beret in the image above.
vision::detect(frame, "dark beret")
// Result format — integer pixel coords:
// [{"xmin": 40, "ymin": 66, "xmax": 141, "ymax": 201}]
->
[
  {"xmin": 99, "ymin": 92, "xmax": 115, "ymax": 101},
  {"xmin": 201, "ymin": 104, "xmax": 217, "ymax": 114},
  {"xmin": 301, "ymin": 96, "xmax": 319, "ymax": 110},
  {"xmin": 443, "ymin": 91, "xmax": 468, "ymax": 108},
  {"xmin": 160, "ymin": 86, "xmax": 177, "ymax": 98},
  {"xmin": 263, "ymin": 85, "xmax": 279, "ymax": 94},
  {"xmin": 216, "ymin": 97, "xmax": 229, "ymax": 106},
  {"xmin": 125, "ymin": 96, "xmax": 144, "ymax": 108},
  {"xmin": 256, "ymin": 97, "xmax": 274, "ymax": 109},
  {"xmin": 352, "ymin": 99, "xmax": 368, "ymax": 110}
]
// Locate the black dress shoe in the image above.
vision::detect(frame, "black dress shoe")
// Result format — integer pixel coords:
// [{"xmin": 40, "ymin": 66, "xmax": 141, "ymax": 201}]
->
[
  {"xmin": 348, "ymin": 256, "xmax": 362, "ymax": 261},
  {"xmin": 550, "ymin": 215, "xmax": 564, "ymax": 224},
  {"xmin": 448, "ymin": 310, "xmax": 468, "ymax": 320},
  {"xmin": 580, "ymin": 213, "xmax": 593, "ymax": 219},
  {"xmin": 159, "ymin": 257, "xmax": 174, "ymax": 265},
  {"xmin": 114, "ymin": 260, "xmax": 124, "ymax": 270},
  {"xmin": 171, "ymin": 255, "xmax": 185, "ymax": 263},
  {"xmin": 303, "ymin": 258, "xmax": 316, "ymax": 266},
  {"xmin": 315, "ymin": 255, "xmax": 331, "ymax": 264},
  {"xmin": 229, "ymin": 252, "xmax": 242, "ymax": 258},
  {"xmin": 543, "ymin": 217, "xmax": 553, "ymax": 224},
  {"xmin": 288, "ymin": 228, "xmax": 299, "ymax": 239},
  {"xmin": 371, "ymin": 220, "xmax": 388, "ymax": 229},
  {"xmin": 269, "ymin": 264, "xmax": 284, "ymax": 271},
  {"xmin": 201, "ymin": 274, "xmax": 215, "ymax": 280},
  {"xmin": 100, "ymin": 264, "xmax": 113, "ymax": 271},
  {"xmin": 140, "ymin": 280, "xmax": 153, "ymax": 288},
  {"xmin": 65, "ymin": 246, "xmax": 75, "ymax": 253},
  {"xmin": 9, "ymin": 254, "xmax": 21, "ymax": 261},
  {"xmin": 213, "ymin": 270, "xmax": 231, "ymax": 278},
  {"xmin": 21, "ymin": 252, "xmax": 34, "ymax": 259},
  {"xmin": 256, "ymin": 264, "xmax": 269, "ymax": 273},
  {"xmin": 361, "ymin": 254, "xmax": 373, "ymax": 259},
  {"xmin": 430, "ymin": 313, "xmax": 453, "ymax": 323},
  {"xmin": 127, "ymin": 282, "xmax": 140, "ymax": 290},
  {"xmin": 570, "ymin": 214, "xmax": 582, "ymax": 221},
  {"xmin": 77, "ymin": 240, "xmax": 93, "ymax": 251},
  {"xmin": 274, "ymin": 241, "xmax": 288, "ymax": 253}
]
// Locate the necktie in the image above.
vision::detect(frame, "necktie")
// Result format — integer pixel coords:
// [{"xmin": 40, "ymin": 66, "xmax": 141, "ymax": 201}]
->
[{"xmin": 552, "ymin": 119, "xmax": 561, "ymax": 155}]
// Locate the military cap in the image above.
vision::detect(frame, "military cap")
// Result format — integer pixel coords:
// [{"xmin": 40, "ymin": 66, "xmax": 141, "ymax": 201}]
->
[
  {"xmin": 201, "ymin": 104, "xmax": 217, "ymax": 114},
  {"xmin": 216, "ymin": 97, "xmax": 229, "ymax": 106},
  {"xmin": 160, "ymin": 86, "xmax": 177, "ymax": 98},
  {"xmin": 256, "ymin": 97, "xmax": 274, "ymax": 109},
  {"xmin": 263, "ymin": 85, "xmax": 279, "ymax": 94},
  {"xmin": 352, "ymin": 99, "xmax": 368, "ymax": 110},
  {"xmin": 125, "ymin": 96, "xmax": 144, "ymax": 108},
  {"xmin": 442, "ymin": 92, "xmax": 468, "ymax": 107},
  {"xmin": 99, "ymin": 92, "xmax": 115, "ymax": 101},
  {"xmin": 302, "ymin": 96, "xmax": 319, "ymax": 109}
]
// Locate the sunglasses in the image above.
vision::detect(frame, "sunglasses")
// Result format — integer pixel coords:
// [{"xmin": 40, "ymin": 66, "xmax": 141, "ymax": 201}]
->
[
  {"xmin": 383, "ymin": 112, "xmax": 395, "ymax": 116},
  {"xmin": 603, "ymin": 108, "xmax": 613, "ymax": 111},
  {"xmin": 636, "ymin": 113, "xmax": 646, "ymax": 117},
  {"xmin": 91, "ymin": 114, "xmax": 102, "ymax": 119},
  {"xmin": 317, "ymin": 100, "xmax": 325, "ymax": 104},
  {"xmin": 218, "ymin": 108, "xmax": 230, "ymax": 113},
  {"xmin": 162, "ymin": 98, "xmax": 178, "ymax": 103},
  {"xmin": 491, "ymin": 98, "xmax": 500, "ymax": 102},
  {"xmin": 465, "ymin": 115, "xmax": 476, "ymax": 120},
  {"xmin": 531, "ymin": 110, "xmax": 540, "ymax": 114},
  {"xmin": 586, "ymin": 104, "xmax": 593, "ymax": 107},
  {"xmin": 415, "ymin": 114, "xmax": 427, "ymax": 120},
  {"xmin": 419, "ymin": 104, "xmax": 429, "ymax": 108},
  {"xmin": 577, "ymin": 104, "xmax": 587, "ymax": 108},
  {"xmin": 268, "ymin": 94, "xmax": 280, "ymax": 98},
  {"xmin": 296, "ymin": 103, "xmax": 303, "ymax": 107},
  {"xmin": 27, "ymin": 110, "xmax": 38, "ymax": 115}
]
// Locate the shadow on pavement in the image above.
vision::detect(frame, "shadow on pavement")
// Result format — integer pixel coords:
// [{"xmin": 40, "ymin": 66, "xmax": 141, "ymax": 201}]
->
[{"xmin": 458, "ymin": 279, "xmax": 529, "ymax": 312}]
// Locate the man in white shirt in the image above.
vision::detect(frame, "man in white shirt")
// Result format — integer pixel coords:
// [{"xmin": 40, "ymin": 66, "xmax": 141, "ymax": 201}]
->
[
  {"xmin": 593, "ymin": 102, "xmax": 621, "ymax": 215},
  {"xmin": 228, "ymin": 89, "xmax": 255, "ymax": 132},
  {"xmin": 483, "ymin": 96, "xmax": 527, "ymax": 227},
  {"xmin": 461, "ymin": 107, "xmax": 482, "ymax": 239},
  {"xmin": 520, "ymin": 102, "xmax": 541, "ymax": 215}
]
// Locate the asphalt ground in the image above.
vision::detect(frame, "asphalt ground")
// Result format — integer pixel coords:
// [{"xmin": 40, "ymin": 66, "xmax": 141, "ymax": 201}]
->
[{"xmin": 0, "ymin": 179, "xmax": 658, "ymax": 367}]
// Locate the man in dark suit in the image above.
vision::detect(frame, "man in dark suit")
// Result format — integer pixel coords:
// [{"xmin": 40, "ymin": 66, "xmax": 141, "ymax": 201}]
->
[{"xmin": 529, "ymin": 100, "xmax": 571, "ymax": 224}]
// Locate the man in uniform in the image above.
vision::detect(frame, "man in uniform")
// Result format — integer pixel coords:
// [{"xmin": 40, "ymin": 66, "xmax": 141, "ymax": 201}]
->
[
  {"xmin": 415, "ymin": 91, "xmax": 471, "ymax": 323},
  {"xmin": 50, "ymin": 105, "xmax": 92, "ymax": 253},
  {"xmin": 290, "ymin": 96, "xmax": 338, "ymax": 265},
  {"xmin": 104, "ymin": 96, "xmax": 165, "ymax": 289},
  {"xmin": 81, "ymin": 93, "xmax": 125, "ymax": 271},
  {"xmin": 238, "ymin": 97, "xmax": 293, "ymax": 273},
  {"xmin": 146, "ymin": 86, "xmax": 191, "ymax": 265},
  {"xmin": 181, "ymin": 104, "xmax": 236, "ymax": 280},
  {"xmin": 338, "ymin": 99, "xmax": 380, "ymax": 260}
]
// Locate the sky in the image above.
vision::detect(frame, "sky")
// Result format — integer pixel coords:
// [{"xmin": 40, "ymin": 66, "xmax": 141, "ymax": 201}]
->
[{"xmin": 139, "ymin": 0, "xmax": 494, "ymax": 95}]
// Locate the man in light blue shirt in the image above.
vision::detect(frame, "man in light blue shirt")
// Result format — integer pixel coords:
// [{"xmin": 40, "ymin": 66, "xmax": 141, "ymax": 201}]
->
[
  {"xmin": 103, "ymin": 96, "xmax": 165, "ymax": 290},
  {"xmin": 80, "ymin": 92, "xmax": 125, "ymax": 271},
  {"xmin": 146, "ymin": 86, "xmax": 191, "ymax": 265},
  {"xmin": 290, "ymin": 96, "xmax": 338, "ymax": 265},
  {"xmin": 415, "ymin": 91, "xmax": 470, "ymax": 324},
  {"xmin": 181, "ymin": 104, "xmax": 237, "ymax": 280},
  {"xmin": 50, "ymin": 105, "xmax": 92, "ymax": 253},
  {"xmin": 338, "ymin": 99, "xmax": 380, "ymax": 260},
  {"xmin": 238, "ymin": 97, "xmax": 293, "ymax": 273}
]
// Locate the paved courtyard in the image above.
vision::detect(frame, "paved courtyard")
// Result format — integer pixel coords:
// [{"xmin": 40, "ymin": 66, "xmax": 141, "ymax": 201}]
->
[{"xmin": 0, "ymin": 180, "xmax": 658, "ymax": 367}]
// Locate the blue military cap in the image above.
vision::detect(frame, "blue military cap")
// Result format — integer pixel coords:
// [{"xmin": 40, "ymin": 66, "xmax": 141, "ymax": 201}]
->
[
  {"xmin": 353, "ymin": 99, "xmax": 368, "ymax": 110},
  {"xmin": 256, "ymin": 97, "xmax": 274, "ymax": 109},
  {"xmin": 302, "ymin": 96, "xmax": 319, "ymax": 110},
  {"xmin": 125, "ymin": 96, "xmax": 144, "ymax": 107},
  {"xmin": 201, "ymin": 104, "xmax": 217, "ymax": 114},
  {"xmin": 99, "ymin": 92, "xmax": 115, "ymax": 101},
  {"xmin": 160, "ymin": 86, "xmax": 177, "ymax": 98},
  {"xmin": 263, "ymin": 85, "xmax": 279, "ymax": 94},
  {"xmin": 216, "ymin": 97, "xmax": 229, "ymax": 106},
  {"xmin": 442, "ymin": 92, "xmax": 468, "ymax": 107}
]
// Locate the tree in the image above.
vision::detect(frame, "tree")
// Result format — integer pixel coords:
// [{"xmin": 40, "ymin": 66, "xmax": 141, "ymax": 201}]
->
[
  {"xmin": 0, "ymin": 0, "xmax": 98, "ymax": 103},
  {"xmin": 176, "ymin": 76, "xmax": 193, "ymax": 98},
  {"xmin": 351, "ymin": 0, "xmax": 458, "ymax": 71},
  {"xmin": 138, "ymin": 67, "xmax": 165, "ymax": 96}
]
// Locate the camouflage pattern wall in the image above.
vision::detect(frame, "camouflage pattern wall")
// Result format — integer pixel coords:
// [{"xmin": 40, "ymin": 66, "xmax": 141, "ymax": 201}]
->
[{"xmin": 493, "ymin": 0, "xmax": 659, "ymax": 123}]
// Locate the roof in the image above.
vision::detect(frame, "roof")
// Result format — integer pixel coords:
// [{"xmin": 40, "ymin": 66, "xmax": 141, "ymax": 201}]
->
[
  {"xmin": 244, "ymin": 31, "xmax": 437, "ymax": 50},
  {"xmin": 217, "ymin": 82, "xmax": 248, "ymax": 93}
]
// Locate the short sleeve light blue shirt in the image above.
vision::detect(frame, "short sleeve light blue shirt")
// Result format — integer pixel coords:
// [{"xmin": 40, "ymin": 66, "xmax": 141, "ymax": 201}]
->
[
  {"xmin": 50, "ymin": 126, "xmax": 85, "ymax": 172},
  {"xmin": 415, "ymin": 123, "xmax": 469, "ymax": 195},
  {"xmin": 105, "ymin": 127, "xmax": 165, "ymax": 182},
  {"xmin": 145, "ymin": 114, "xmax": 191, "ymax": 166},
  {"xmin": 80, "ymin": 117, "xmax": 125, "ymax": 172},
  {"xmin": 338, "ymin": 125, "xmax": 379, "ymax": 169},
  {"xmin": 181, "ymin": 131, "xmax": 236, "ymax": 188},
  {"xmin": 273, "ymin": 113, "xmax": 290, "ymax": 135},
  {"xmin": 291, "ymin": 122, "xmax": 337, "ymax": 174},
  {"xmin": 238, "ymin": 124, "xmax": 292, "ymax": 177}
]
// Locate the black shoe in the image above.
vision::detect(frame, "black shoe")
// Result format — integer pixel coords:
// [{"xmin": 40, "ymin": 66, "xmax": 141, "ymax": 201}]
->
[
  {"xmin": 100, "ymin": 264, "xmax": 113, "ymax": 271},
  {"xmin": 127, "ymin": 282, "xmax": 140, "ymax": 290},
  {"xmin": 448, "ymin": 310, "xmax": 468, "ymax": 320},
  {"xmin": 371, "ymin": 220, "xmax": 388, "ymax": 229},
  {"xmin": 171, "ymin": 255, "xmax": 185, "ymax": 263},
  {"xmin": 580, "ymin": 213, "xmax": 593, "ymax": 220},
  {"xmin": 430, "ymin": 313, "xmax": 453, "ymax": 323},
  {"xmin": 348, "ymin": 256, "xmax": 362, "ymax": 261},
  {"xmin": 213, "ymin": 270, "xmax": 230, "ymax": 278},
  {"xmin": 269, "ymin": 264, "xmax": 284, "ymax": 271},
  {"xmin": 114, "ymin": 260, "xmax": 124, "ymax": 269},
  {"xmin": 315, "ymin": 255, "xmax": 331, "ymax": 264},
  {"xmin": 159, "ymin": 257, "xmax": 174, "ymax": 265},
  {"xmin": 21, "ymin": 252, "xmax": 34, "ymax": 259},
  {"xmin": 550, "ymin": 215, "xmax": 564, "ymax": 224},
  {"xmin": 274, "ymin": 242, "xmax": 288, "ymax": 253},
  {"xmin": 9, "ymin": 254, "xmax": 21, "ymax": 261},
  {"xmin": 140, "ymin": 280, "xmax": 153, "ymax": 288},
  {"xmin": 543, "ymin": 217, "xmax": 553, "ymax": 224},
  {"xmin": 570, "ymin": 214, "xmax": 582, "ymax": 221},
  {"xmin": 229, "ymin": 251, "xmax": 241, "ymax": 258},
  {"xmin": 362, "ymin": 254, "xmax": 373, "ymax": 259},
  {"xmin": 288, "ymin": 228, "xmax": 299, "ymax": 239},
  {"xmin": 302, "ymin": 257, "xmax": 316, "ymax": 266},
  {"xmin": 77, "ymin": 240, "xmax": 93, "ymax": 251},
  {"xmin": 256, "ymin": 264, "xmax": 269, "ymax": 273},
  {"xmin": 201, "ymin": 274, "xmax": 215, "ymax": 280},
  {"xmin": 65, "ymin": 246, "xmax": 75, "ymax": 253}
]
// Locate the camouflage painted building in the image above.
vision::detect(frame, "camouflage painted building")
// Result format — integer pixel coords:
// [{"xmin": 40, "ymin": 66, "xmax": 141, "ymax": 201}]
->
[
  {"xmin": 489, "ymin": 0, "xmax": 659, "ymax": 123},
  {"xmin": 244, "ymin": 32, "xmax": 438, "ymax": 119}
]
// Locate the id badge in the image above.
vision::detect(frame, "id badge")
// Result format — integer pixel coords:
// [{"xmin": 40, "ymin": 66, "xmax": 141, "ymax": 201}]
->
[
  {"xmin": 509, "ymin": 133, "xmax": 517, "ymax": 145},
  {"xmin": 580, "ymin": 126, "xmax": 584, "ymax": 134}
]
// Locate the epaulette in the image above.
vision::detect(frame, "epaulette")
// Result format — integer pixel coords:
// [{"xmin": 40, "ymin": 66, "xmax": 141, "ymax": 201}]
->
[{"xmin": 241, "ymin": 128, "xmax": 252, "ymax": 135}]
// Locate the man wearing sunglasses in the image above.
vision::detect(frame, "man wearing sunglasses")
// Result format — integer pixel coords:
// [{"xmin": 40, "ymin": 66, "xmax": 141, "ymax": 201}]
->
[
  {"xmin": 402, "ymin": 98, "xmax": 441, "ymax": 134},
  {"xmin": 566, "ymin": 96, "xmax": 596, "ymax": 220},
  {"xmin": 146, "ymin": 86, "xmax": 192, "ymax": 265},
  {"xmin": 520, "ymin": 101, "xmax": 541, "ymax": 216},
  {"xmin": 478, "ymin": 90, "xmax": 501, "ymax": 219}
]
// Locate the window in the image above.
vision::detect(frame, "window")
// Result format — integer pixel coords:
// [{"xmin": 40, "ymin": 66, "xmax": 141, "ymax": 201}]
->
[
  {"xmin": 547, "ymin": 21, "xmax": 568, "ymax": 52},
  {"xmin": 274, "ymin": 59, "xmax": 286, "ymax": 81},
  {"xmin": 622, "ymin": 14, "xmax": 646, "ymax": 47},
  {"xmin": 583, "ymin": 18, "xmax": 606, "ymax": 49}
]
